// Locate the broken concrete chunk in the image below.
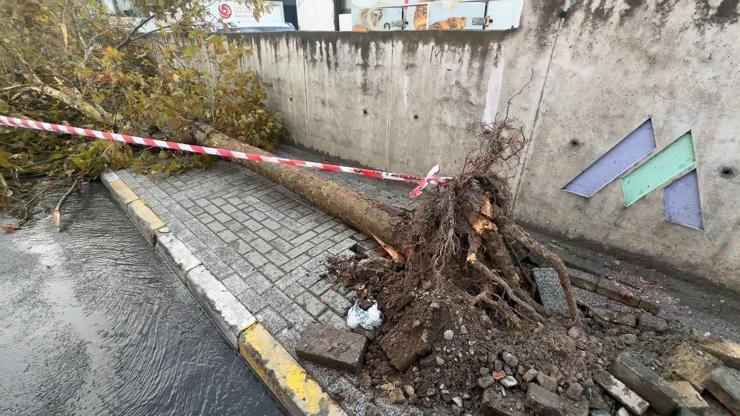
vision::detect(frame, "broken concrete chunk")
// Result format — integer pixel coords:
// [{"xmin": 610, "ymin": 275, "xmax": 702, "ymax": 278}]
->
[
  {"xmin": 590, "ymin": 306, "xmax": 637, "ymax": 327},
  {"xmin": 638, "ymin": 313, "xmax": 668, "ymax": 332},
  {"xmin": 593, "ymin": 369, "xmax": 649, "ymax": 415},
  {"xmin": 595, "ymin": 278, "xmax": 640, "ymax": 307},
  {"xmin": 567, "ymin": 268, "xmax": 600, "ymax": 291},
  {"xmin": 296, "ymin": 324, "xmax": 367, "ymax": 373},
  {"xmin": 700, "ymin": 337, "xmax": 740, "ymax": 370},
  {"xmin": 669, "ymin": 342, "xmax": 722, "ymax": 392},
  {"xmin": 609, "ymin": 352, "xmax": 681, "ymax": 415},
  {"xmin": 667, "ymin": 381, "xmax": 708, "ymax": 414},
  {"xmin": 525, "ymin": 383, "xmax": 563, "ymax": 416},
  {"xmin": 533, "ymin": 268, "xmax": 568, "ymax": 314},
  {"xmin": 479, "ymin": 387, "xmax": 525, "ymax": 416},
  {"xmin": 705, "ymin": 366, "xmax": 740, "ymax": 415}
]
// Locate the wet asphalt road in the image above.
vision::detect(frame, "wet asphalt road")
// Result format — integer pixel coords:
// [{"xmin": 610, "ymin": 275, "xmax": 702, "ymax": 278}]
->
[{"xmin": 0, "ymin": 184, "xmax": 283, "ymax": 416}]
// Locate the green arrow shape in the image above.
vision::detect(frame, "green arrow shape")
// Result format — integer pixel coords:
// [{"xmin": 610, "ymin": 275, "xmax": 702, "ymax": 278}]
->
[{"xmin": 621, "ymin": 132, "xmax": 695, "ymax": 207}]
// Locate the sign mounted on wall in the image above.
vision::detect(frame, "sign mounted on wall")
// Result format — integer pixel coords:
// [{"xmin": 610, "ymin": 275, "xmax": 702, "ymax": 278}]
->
[
  {"xmin": 349, "ymin": 0, "xmax": 523, "ymax": 31},
  {"xmin": 564, "ymin": 119, "xmax": 704, "ymax": 230}
]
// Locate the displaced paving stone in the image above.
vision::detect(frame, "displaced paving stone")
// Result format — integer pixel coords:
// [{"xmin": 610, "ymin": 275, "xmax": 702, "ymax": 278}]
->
[
  {"xmin": 609, "ymin": 352, "xmax": 681, "ymax": 415},
  {"xmin": 669, "ymin": 342, "xmax": 722, "ymax": 392},
  {"xmin": 525, "ymin": 383, "xmax": 563, "ymax": 416},
  {"xmin": 533, "ymin": 268, "xmax": 567, "ymax": 313},
  {"xmin": 593, "ymin": 369, "xmax": 649, "ymax": 415},
  {"xmin": 700, "ymin": 337, "xmax": 740, "ymax": 370},
  {"xmin": 667, "ymin": 381, "xmax": 709, "ymax": 414},
  {"xmin": 296, "ymin": 324, "xmax": 368, "ymax": 373},
  {"xmin": 705, "ymin": 366, "xmax": 740, "ymax": 415},
  {"xmin": 638, "ymin": 313, "xmax": 668, "ymax": 332}
]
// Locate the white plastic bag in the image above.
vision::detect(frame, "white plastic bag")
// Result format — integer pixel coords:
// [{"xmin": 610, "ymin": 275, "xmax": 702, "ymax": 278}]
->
[{"xmin": 346, "ymin": 302, "xmax": 382, "ymax": 330}]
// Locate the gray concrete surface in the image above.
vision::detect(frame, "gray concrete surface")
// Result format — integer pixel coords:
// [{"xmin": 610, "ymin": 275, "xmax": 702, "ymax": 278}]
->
[
  {"xmin": 203, "ymin": 0, "xmax": 740, "ymax": 289},
  {"xmin": 0, "ymin": 183, "xmax": 281, "ymax": 416}
]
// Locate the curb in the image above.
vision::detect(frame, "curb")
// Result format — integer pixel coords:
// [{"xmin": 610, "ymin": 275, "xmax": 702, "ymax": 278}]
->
[{"xmin": 101, "ymin": 170, "xmax": 347, "ymax": 416}]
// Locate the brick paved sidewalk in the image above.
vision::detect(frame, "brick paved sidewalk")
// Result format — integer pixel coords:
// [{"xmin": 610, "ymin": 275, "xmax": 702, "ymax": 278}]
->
[{"xmin": 115, "ymin": 160, "xmax": 423, "ymax": 416}]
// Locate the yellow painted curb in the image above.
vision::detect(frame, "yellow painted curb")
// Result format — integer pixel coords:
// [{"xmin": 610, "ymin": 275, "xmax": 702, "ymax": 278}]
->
[
  {"xmin": 108, "ymin": 178, "xmax": 140, "ymax": 205},
  {"xmin": 127, "ymin": 199, "xmax": 165, "ymax": 245},
  {"xmin": 239, "ymin": 324, "xmax": 347, "ymax": 416}
]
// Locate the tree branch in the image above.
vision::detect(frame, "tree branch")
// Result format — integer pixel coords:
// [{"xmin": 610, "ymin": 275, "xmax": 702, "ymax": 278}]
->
[{"xmin": 115, "ymin": 14, "xmax": 156, "ymax": 49}]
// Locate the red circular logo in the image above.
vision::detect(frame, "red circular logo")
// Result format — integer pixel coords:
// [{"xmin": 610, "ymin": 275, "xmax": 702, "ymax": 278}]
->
[{"xmin": 218, "ymin": 3, "xmax": 232, "ymax": 18}]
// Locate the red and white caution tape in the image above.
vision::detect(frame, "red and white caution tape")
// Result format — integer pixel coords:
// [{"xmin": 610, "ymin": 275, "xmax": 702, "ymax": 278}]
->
[{"xmin": 0, "ymin": 115, "xmax": 452, "ymax": 197}]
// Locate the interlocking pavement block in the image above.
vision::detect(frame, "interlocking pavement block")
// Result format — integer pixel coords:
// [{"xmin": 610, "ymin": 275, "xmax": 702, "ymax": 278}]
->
[
  {"xmin": 669, "ymin": 342, "xmax": 723, "ymax": 392},
  {"xmin": 533, "ymin": 268, "xmax": 567, "ymax": 313},
  {"xmin": 609, "ymin": 352, "xmax": 681, "ymax": 415},
  {"xmin": 525, "ymin": 383, "xmax": 563, "ymax": 416},
  {"xmin": 296, "ymin": 324, "xmax": 368, "ymax": 373},
  {"xmin": 127, "ymin": 199, "xmax": 166, "ymax": 245},
  {"xmin": 155, "ymin": 230, "xmax": 202, "ymax": 283},
  {"xmin": 593, "ymin": 369, "xmax": 649, "ymax": 415},
  {"xmin": 700, "ymin": 337, "xmax": 740, "ymax": 370},
  {"xmin": 667, "ymin": 381, "xmax": 708, "ymax": 414},
  {"xmin": 185, "ymin": 265, "xmax": 256, "ymax": 348},
  {"xmin": 705, "ymin": 366, "xmax": 740, "ymax": 415}
]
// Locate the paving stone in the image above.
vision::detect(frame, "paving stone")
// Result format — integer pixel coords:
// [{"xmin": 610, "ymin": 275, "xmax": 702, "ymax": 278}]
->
[
  {"xmin": 309, "ymin": 279, "xmax": 333, "ymax": 296},
  {"xmin": 595, "ymin": 278, "xmax": 640, "ymax": 307},
  {"xmin": 206, "ymin": 221, "xmax": 226, "ymax": 233},
  {"xmin": 667, "ymin": 381, "xmax": 708, "ymax": 414},
  {"xmin": 214, "ymin": 212, "xmax": 231, "ymax": 223},
  {"xmin": 217, "ymin": 229, "xmax": 238, "ymax": 243},
  {"xmin": 525, "ymin": 383, "xmax": 564, "ymax": 416},
  {"xmin": 593, "ymin": 369, "xmax": 649, "ymax": 415},
  {"xmin": 669, "ymin": 342, "xmax": 723, "ymax": 391},
  {"xmin": 320, "ymin": 289, "xmax": 352, "ymax": 315},
  {"xmin": 317, "ymin": 309, "xmax": 347, "ymax": 330},
  {"xmin": 590, "ymin": 306, "xmax": 637, "ymax": 327},
  {"xmin": 264, "ymin": 249, "xmax": 289, "ymax": 266},
  {"xmin": 296, "ymin": 324, "xmax": 367, "ymax": 373},
  {"xmin": 533, "ymin": 268, "xmax": 568, "ymax": 313},
  {"xmin": 221, "ymin": 274, "xmax": 250, "ymax": 296},
  {"xmin": 241, "ymin": 272, "xmax": 272, "ymax": 294},
  {"xmin": 705, "ymin": 366, "xmax": 740, "ymax": 415},
  {"xmin": 700, "ymin": 338, "xmax": 740, "ymax": 370},
  {"xmin": 260, "ymin": 263, "xmax": 284, "ymax": 282},
  {"xmin": 256, "ymin": 306, "xmax": 288, "ymax": 333},
  {"xmin": 236, "ymin": 287, "xmax": 268, "ymax": 312},
  {"xmin": 609, "ymin": 352, "xmax": 681, "ymax": 415},
  {"xmin": 245, "ymin": 251, "xmax": 268, "ymax": 268},
  {"xmin": 296, "ymin": 291, "xmax": 328, "ymax": 317}
]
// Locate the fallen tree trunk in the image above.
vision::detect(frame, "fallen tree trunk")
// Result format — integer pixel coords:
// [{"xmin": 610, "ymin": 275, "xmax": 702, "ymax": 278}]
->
[{"xmin": 191, "ymin": 123, "xmax": 407, "ymax": 249}]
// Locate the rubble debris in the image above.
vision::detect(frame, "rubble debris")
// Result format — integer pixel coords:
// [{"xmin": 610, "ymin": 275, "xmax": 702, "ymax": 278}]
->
[
  {"xmin": 295, "ymin": 324, "xmax": 368, "ymax": 373},
  {"xmin": 638, "ymin": 313, "xmax": 668, "ymax": 332},
  {"xmin": 609, "ymin": 352, "xmax": 681, "ymax": 415},
  {"xmin": 667, "ymin": 380, "xmax": 709, "ymax": 414},
  {"xmin": 700, "ymin": 337, "xmax": 740, "ymax": 370},
  {"xmin": 499, "ymin": 376, "xmax": 518, "ymax": 388},
  {"xmin": 525, "ymin": 383, "xmax": 563, "ymax": 415},
  {"xmin": 705, "ymin": 366, "xmax": 740, "ymax": 415},
  {"xmin": 675, "ymin": 408, "xmax": 700, "ymax": 416},
  {"xmin": 669, "ymin": 342, "xmax": 722, "ymax": 392},
  {"xmin": 565, "ymin": 382, "xmax": 583, "ymax": 400},
  {"xmin": 479, "ymin": 387, "xmax": 524, "ymax": 416},
  {"xmin": 595, "ymin": 278, "xmax": 640, "ymax": 307},
  {"xmin": 567, "ymin": 268, "xmax": 599, "ymax": 291},
  {"xmin": 593, "ymin": 369, "xmax": 649, "ymax": 415}
]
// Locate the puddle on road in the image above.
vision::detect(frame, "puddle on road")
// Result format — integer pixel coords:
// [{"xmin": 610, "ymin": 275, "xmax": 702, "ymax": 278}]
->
[{"xmin": 0, "ymin": 183, "xmax": 282, "ymax": 416}]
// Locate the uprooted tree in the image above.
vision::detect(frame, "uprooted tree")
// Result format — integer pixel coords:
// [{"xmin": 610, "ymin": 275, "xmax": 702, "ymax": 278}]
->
[{"xmin": 0, "ymin": 0, "xmax": 283, "ymax": 226}]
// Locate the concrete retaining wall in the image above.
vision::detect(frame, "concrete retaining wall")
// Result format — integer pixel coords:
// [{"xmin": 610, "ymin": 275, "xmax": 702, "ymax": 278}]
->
[{"xmin": 215, "ymin": 0, "xmax": 738, "ymax": 289}]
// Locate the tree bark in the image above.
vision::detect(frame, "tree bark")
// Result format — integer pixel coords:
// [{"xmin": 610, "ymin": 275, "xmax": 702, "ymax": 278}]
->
[{"xmin": 190, "ymin": 123, "xmax": 407, "ymax": 249}]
